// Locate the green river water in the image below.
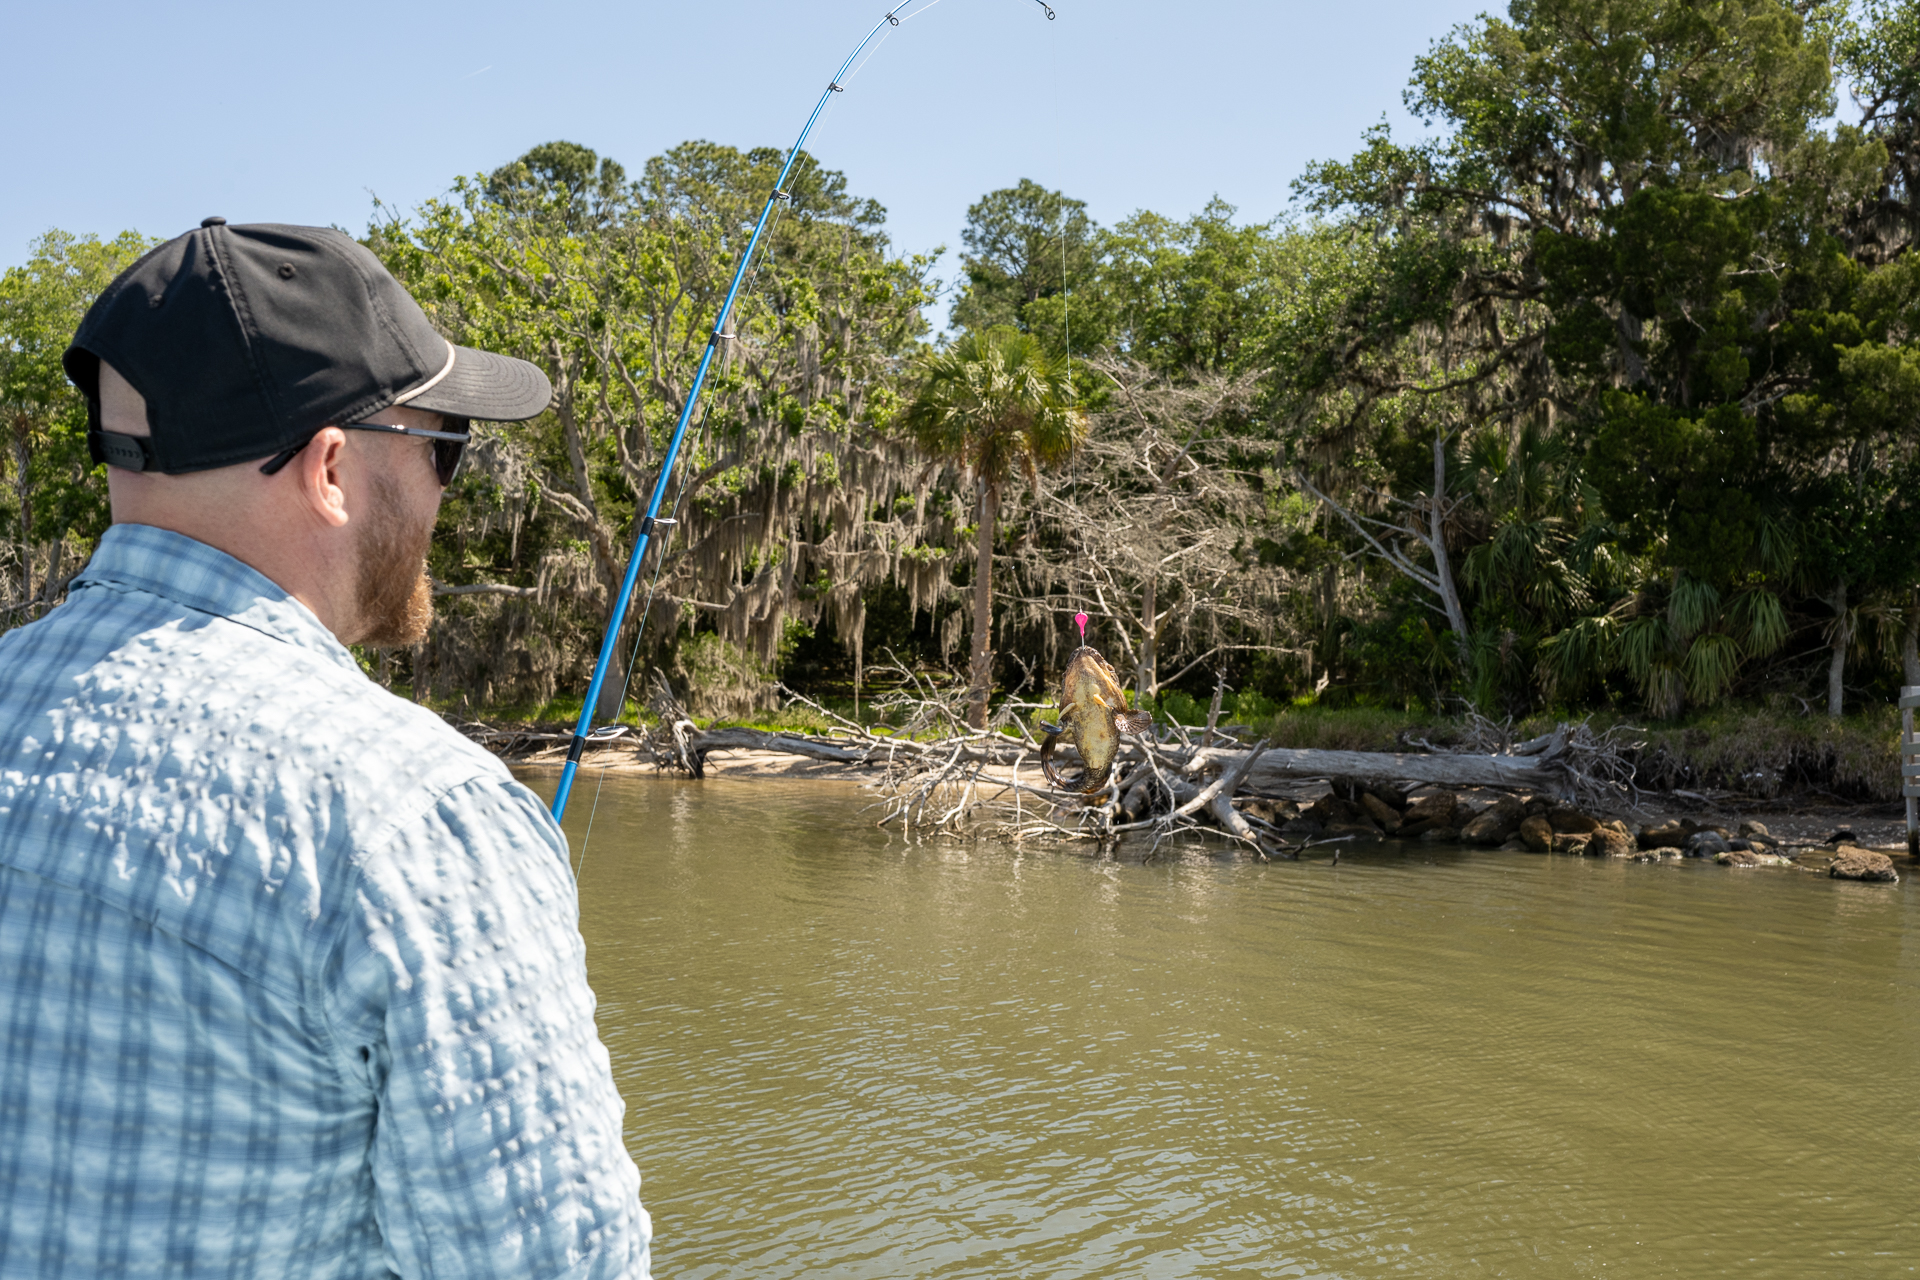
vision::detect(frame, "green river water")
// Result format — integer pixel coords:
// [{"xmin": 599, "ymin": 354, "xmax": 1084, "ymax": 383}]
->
[{"xmin": 523, "ymin": 770, "xmax": 1919, "ymax": 1279}]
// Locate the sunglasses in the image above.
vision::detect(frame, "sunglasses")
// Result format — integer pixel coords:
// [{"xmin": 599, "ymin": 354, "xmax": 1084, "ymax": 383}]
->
[{"xmin": 259, "ymin": 418, "xmax": 472, "ymax": 487}]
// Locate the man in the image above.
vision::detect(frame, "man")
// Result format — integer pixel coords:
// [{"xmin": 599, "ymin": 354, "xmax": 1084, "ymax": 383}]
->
[{"xmin": 0, "ymin": 219, "xmax": 651, "ymax": 1278}]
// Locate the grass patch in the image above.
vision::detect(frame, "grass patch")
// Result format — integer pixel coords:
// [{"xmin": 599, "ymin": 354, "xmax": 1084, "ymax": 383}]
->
[
  {"xmin": 1241, "ymin": 703, "xmax": 1455, "ymax": 753},
  {"xmin": 1632, "ymin": 705, "xmax": 1902, "ymax": 802}
]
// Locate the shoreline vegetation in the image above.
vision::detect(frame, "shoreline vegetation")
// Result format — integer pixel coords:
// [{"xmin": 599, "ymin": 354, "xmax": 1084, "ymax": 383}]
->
[
  {"xmin": 471, "ymin": 692, "xmax": 1915, "ymax": 879},
  {"xmin": 11, "ymin": 4, "xmax": 1920, "ymax": 747},
  {"xmin": 7, "ymin": 5, "xmax": 1920, "ymax": 888}
]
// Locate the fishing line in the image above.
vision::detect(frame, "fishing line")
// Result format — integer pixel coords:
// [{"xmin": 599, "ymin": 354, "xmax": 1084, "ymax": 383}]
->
[
  {"xmin": 1057, "ymin": 43, "xmax": 1089, "ymax": 656},
  {"xmin": 1060, "ymin": 196, "xmax": 1072, "ymax": 394},
  {"xmin": 573, "ymin": 443, "xmax": 697, "ymax": 881},
  {"xmin": 549, "ymin": 0, "xmax": 1059, "ymax": 822}
]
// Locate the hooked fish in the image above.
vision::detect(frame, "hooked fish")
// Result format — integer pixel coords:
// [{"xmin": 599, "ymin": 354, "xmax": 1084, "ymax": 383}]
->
[{"xmin": 1038, "ymin": 645, "xmax": 1154, "ymax": 793}]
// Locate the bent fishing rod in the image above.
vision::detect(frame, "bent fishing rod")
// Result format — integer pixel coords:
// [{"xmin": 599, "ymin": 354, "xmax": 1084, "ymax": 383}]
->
[{"xmin": 550, "ymin": 0, "xmax": 1058, "ymax": 821}]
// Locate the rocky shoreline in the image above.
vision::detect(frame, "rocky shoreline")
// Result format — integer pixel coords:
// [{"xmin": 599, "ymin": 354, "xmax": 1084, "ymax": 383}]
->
[
  {"xmin": 518, "ymin": 747, "xmax": 1911, "ymax": 882},
  {"xmin": 1245, "ymin": 782, "xmax": 1907, "ymax": 882}
]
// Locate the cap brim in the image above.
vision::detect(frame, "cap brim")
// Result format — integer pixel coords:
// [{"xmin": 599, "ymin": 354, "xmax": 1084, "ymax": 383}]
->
[{"xmin": 404, "ymin": 345, "xmax": 552, "ymax": 422}]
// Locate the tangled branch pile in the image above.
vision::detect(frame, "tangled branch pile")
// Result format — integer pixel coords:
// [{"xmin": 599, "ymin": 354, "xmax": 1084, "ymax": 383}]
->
[{"xmin": 613, "ymin": 667, "xmax": 1647, "ymax": 861}]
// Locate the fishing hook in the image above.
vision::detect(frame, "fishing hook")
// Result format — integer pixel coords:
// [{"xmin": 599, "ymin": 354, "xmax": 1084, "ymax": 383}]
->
[{"xmin": 551, "ymin": 0, "xmax": 1060, "ymax": 822}]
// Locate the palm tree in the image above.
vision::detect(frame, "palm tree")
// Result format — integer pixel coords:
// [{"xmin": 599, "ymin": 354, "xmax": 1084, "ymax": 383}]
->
[{"xmin": 901, "ymin": 326, "xmax": 1084, "ymax": 728}]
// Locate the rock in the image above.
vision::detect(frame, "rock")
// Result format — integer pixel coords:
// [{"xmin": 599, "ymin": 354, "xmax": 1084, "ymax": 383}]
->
[
  {"xmin": 1547, "ymin": 806, "xmax": 1599, "ymax": 835},
  {"xmin": 1360, "ymin": 792, "xmax": 1402, "ymax": 833},
  {"xmin": 1683, "ymin": 830, "xmax": 1729, "ymax": 859},
  {"xmin": 1367, "ymin": 784, "xmax": 1409, "ymax": 810},
  {"xmin": 1461, "ymin": 797, "xmax": 1524, "ymax": 846},
  {"xmin": 1717, "ymin": 849, "xmax": 1790, "ymax": 867},
  {"xmin": 1830, "ymin": 847, "xmax": 1899, "ymax": 882},
  {"xmin": 1587, "ymin": 826, "xmax": 1635, "ymax": 858},
  {"xmin": 1305, "ymin": 794, "xmax": 1360, "ymax": 825},
  {"xmin": 1519, "ymin": 814, "xmax": 1554, "ymax": 853},
  {"xmin": 1401, "ymin": 791, "xmax": 1457, "ymax": 826},
  {"xmin": 1522, "ymin": 797, "xmax": 1550, "ymax": 818},
  {"xmin": 1323, "ymin": 818, "xmax": 1382, "ymax": 839},
  {"xmin": 1738, "ymin": 820, "xmax": 1771, "ymax": 839},
  {"xmin": 1278, "ymin": 818, "xmax": 1324, "ymax": 838},
  {"xmin": 1553, "ymin": 832, "xmax": 1592, "ymax": 854},
  {"xmin": 1825, "ymin": 828, "xmax": 1859, "ymax": 846},
  {"xmin": 1450, "ymin": 791, "xmax": 1504, "ymax": 821},
  {"xmin": 1417, "ymin": 826, "xmax": 1461, "ymax": 844},
  {"xmin": 1638, "ymin": 818, "xmax": 1705, "ymax": 849},
  {"xmin": 1498, "ymin": 836, "xmax": 1532, "ymax": 852}
]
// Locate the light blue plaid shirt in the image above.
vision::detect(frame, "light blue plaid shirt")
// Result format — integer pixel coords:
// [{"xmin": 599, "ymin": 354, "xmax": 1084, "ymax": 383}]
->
[{"xmin": 0, "ymin": 524, "xmax": 650, "ymax": 1279}]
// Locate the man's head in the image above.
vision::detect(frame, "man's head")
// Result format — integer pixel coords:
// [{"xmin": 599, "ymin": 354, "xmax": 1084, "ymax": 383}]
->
[{"xmin": 66, "ymin": 218, "xmax": 551, "ymax": 647}]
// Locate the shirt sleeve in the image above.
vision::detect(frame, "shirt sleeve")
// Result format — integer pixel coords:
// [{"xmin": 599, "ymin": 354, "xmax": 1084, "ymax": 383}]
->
[{"xmin": 322, "ymin": 776, "xmax": 651, "ymax": 1280}]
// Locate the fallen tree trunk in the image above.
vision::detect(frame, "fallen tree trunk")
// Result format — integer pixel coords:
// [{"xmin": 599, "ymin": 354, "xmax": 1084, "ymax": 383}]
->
[
  {"xmin": 1180, "ymin": 743, "xmax": 1566, "ymax": 794},
  {"xmin": 687, "ymin": 727, "xmax": 878, "ymax": 765}
]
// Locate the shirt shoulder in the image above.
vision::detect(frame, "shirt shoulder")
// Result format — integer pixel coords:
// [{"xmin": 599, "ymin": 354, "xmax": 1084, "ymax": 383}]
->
[{"xmin": 0, "ymin": 554, "xmax": 550, "ymax": 1001}]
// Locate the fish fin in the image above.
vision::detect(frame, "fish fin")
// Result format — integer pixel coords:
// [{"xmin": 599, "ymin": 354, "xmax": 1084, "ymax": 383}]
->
[
  {"xmin": 1035, "ymin": 720, "xmax": 1061, "ymax": 735},
  {"xmin": 1117, "ymin": 710, "xmax": 1154, "ymax": 735}
]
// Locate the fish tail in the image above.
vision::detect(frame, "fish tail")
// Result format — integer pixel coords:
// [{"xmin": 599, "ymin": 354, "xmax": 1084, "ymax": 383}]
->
[{"xmin": 1040, "ymin": 730, "xmax": 1069, "ymax": 787}]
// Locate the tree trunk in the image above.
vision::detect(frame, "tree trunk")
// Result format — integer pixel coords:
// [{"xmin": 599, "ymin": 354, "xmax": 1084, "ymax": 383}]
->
[
  {"xmin": 1903, "ymin": 593, "xmax": 1919, "ymax": 689},
  {"xmin": 1134, "ymin": 567, "xmax": 1158, "ymax": 704},
  {"xmin": 966, "ymin": 479, "xmax": 999, "ymax": 730},
  {"xmin": 1826, "ymin": 581, "xmax": 1851, "ymax": 718},
  {"xmin": 687, "ymin": 727, "xmax": 872, "ymax": 763},
  {"xmin": 1293, "ymin": 434, "xmax": 1467, "ymax": 660},
  {"xmin": 1184, "ymin": 742, "xmax": 1567, "ymax": 793},
  {"xmin": 595, "ymin": 615, "xmax": 636, "ymax": 723},
  {"xmin": 1616, "ymin": 307, "xmax": 1648, "ymax": 386},
  {"xmin": 1429, "ymin": 434, "xmax": 1470, "ymax": 646}
]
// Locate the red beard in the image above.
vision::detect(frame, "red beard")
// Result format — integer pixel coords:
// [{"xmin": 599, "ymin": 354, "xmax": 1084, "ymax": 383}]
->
[{"xmin": 354, "ymin": 471, "xmax": 435, "ymax": 648}]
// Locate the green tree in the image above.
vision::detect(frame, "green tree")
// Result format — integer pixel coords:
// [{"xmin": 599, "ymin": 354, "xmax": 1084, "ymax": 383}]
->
[
  {"xmin": 374, "ymin": 140, "xmax": 940, "ymax": 713},
  {"xmin": 950, "ymin": 179, "xmax": 1100, "ymax": 341},
  {"xmin": 1834, "ymin": 0, "xmax": 1920, "ymax": 264},
  {"xmin": 1274, "ymin": 0, "xmax": 1913, "ymax": 716},
  {"xmin": 900, "ymin": 325, "xmax": 1085, "ymax": 727},
  {"xmin": 1096, "ymin": 198, "xmax": 1277, "ymax": 376},
  {"xmin": 0, "ymin": 229, "xmax": 154, "ymax": 623}
]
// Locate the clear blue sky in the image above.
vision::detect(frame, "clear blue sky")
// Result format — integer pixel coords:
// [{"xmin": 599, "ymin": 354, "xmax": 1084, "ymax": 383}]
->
[{"xmin": 5, "ymin": 0, "xmax": 1493, "ymax": 315}]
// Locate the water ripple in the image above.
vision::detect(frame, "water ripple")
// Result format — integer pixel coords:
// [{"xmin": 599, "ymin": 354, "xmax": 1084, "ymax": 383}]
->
[{"xmin": 547, "ymin": 775, "xmax": 1920, "ymax": 1278}]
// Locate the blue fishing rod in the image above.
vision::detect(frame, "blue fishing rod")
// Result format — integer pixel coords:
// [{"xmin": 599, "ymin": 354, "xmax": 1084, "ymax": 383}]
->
[{"xmin": 551, "ymin": 0, "xmax": 1058, "ymax": 821}]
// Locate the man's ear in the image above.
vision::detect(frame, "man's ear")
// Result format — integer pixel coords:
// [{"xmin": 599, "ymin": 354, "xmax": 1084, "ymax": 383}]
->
[{"xmin": 292, "ymin": 427, "xmax": 352, "ymax": 528}]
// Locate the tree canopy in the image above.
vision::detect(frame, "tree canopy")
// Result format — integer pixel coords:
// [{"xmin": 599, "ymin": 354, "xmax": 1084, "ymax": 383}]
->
[{"xmin": 7, "ymin": 0, "xmax": 1920, "ymax": 725}]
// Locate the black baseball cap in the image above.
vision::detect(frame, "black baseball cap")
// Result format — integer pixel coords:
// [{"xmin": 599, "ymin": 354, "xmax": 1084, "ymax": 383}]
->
[{"xmin": 64, "ymin": 217, "xmax": 552, "ymax": 475}]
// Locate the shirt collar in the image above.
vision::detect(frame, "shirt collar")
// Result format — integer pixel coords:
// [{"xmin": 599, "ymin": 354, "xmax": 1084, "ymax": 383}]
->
[{"xmin": 70, "ymin": 523, "xmax": 365, "ymax": 676}]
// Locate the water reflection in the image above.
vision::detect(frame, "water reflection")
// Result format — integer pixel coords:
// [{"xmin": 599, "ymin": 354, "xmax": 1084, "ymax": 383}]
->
[{"xmin": 524, "ymin": 771, "xmax": 1919, "ymax": 1279}]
